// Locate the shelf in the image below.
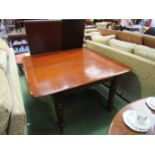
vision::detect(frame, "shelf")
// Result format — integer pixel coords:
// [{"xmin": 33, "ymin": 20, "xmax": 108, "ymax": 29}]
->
[
  {"xmin": 15, "ymin": 51, "xmax": 30, "ymax": 55},
  {"xmin": 7, "ymin": 25, "xmax": 15, "ymax": 28},
  {"xmin": 12, "ymin": 43, "xmax": 28, "ymax": 47},
  {"xmin": 85, "ymin": 25, "xmax": 96, "ymax": 29},
  {"xmin": 7, "ymin": 31, "xmax": 27, "ymax": 39},
  {"xmin": 2, "ymin": 29, "xmax": 30, "ymax": 55}
]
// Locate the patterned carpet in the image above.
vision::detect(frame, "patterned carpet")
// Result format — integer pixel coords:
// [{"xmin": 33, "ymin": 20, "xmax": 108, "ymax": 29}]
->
[{"xmin": 19, "ymin": 75, "xmax": 127, "ymax": 135}]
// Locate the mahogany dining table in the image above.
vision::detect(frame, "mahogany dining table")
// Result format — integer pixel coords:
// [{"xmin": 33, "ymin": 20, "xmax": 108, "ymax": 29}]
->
[{"xmin": 23, "ymin": 48, "xmax": 131, "ymax": 133}]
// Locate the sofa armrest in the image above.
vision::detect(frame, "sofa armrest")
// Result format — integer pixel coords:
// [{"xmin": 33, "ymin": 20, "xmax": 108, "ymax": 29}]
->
[
  {"xmin": 0, "ymin": 69, "xmax": 12, "ymax": 134},
  {"xmin": 5, "ymin": 49, "xmax": 27, "ymax": 134}
]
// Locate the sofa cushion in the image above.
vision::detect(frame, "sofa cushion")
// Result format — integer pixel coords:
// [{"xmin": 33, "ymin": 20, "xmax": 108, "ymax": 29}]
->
[
  {"xmin": 96, "ymin": 22, "xmax": 108, "ymax": 29},
  {"xmin": 108, "ymin": 39, "xmax": 136, "ymax": 53},
  {"xmin": 0, "ymin": 38, "xmax": 10, "ymax": 55},
  {"xmin": 85, "ymin": 28, "xmax": 98, "ymax": 33},
  {"xmin": 134, "ymin": 45, "xmax": 155, "ymax": 61},
  {"xmin": 85, "ymin": 31, "xmax": 101, "ymax": 37},
  {"xmin": 91, "ymin": 34, "xmax": 116, "ymax": 45},
  {"xmin": 0, "ymin": 69, "xmax": 12, "ymax": 134}
]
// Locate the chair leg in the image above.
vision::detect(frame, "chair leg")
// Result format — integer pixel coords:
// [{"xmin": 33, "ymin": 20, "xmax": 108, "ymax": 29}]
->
[{"xmin": 18, "ymin": 64, "xmax": 24, "ymax": 75}]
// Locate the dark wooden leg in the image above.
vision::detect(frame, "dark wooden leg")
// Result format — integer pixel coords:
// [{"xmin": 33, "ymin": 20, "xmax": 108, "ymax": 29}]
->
[
  {"xmin": 107, "ymin": 77, "xmax": 118, "ymax": 112},
  {"xmin": 52, "ymin": 94, "xmax": 65, "ymax": 134},
  {"xmin": 18, "ymin": 64, "xmax": 24, "ymax": 75}
]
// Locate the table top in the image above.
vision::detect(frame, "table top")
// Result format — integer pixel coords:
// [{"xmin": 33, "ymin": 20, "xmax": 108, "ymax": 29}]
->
[
  {"xmin": 109, "ymin": 98, "xmax": 155, "ymax": 135},
  {"xmin": 23, "ymin": 48, "xmax": 131, "ymax": 97}
]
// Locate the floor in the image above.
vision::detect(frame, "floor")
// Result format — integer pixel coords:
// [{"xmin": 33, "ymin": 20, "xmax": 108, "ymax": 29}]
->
[{"xmin": 19, "ymin": 75, "xmax": 127, "ymax": 135}]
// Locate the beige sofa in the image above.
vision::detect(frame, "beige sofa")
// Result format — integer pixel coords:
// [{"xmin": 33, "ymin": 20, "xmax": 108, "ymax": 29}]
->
[
  {"xmin": 86, "ymin": 31, "xmax": 155, "ymax": 102},
  {"xmin": 0, "ymin": 38, "xmax": 27, "ymax": 134}
]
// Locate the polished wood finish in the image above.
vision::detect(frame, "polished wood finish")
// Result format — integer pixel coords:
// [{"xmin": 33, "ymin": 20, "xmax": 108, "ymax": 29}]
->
[
  {"xmin": 23, "ymin": 48, "xmax": 131, "ymax": 97},
  {"xmin": 52, "ymin": 94, "xmax": 65, "ymax": 134},
  {"xmin": 109, "ymin": 98, "xmax": 155, "ymax": 135},
  {"xmin": 107, "ymin": 77, "xmax": 118, "ymax": 112},
  {"xmin": 62, "ymin": 20, "xmax": 85, "ymax": 50},
  {"xmin": 25, "ymin": 20, "xmax": 85, "ymax": 55},
  {"xmin": 117, "ymin": 31, "xmax": 142, "ymax": 44},
  {"xmin": 25, "ymin": 20, "xmax": 62, "ymax": 55},
  {"xmin": 23, "ymin": 48, "xmax": 131, "ymax": 133},
  {"xmin": 143, "ymin": 35, "xmax": 155, "ymax": 49}
]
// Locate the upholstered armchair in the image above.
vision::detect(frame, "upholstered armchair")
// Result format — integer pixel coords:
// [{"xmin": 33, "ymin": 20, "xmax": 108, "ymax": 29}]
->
[{"xmin": 0, "ymin": 38, "xmax": 27, "ymax": 134}]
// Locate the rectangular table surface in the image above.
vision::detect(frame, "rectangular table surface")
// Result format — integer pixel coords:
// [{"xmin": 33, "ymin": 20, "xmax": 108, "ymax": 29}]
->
[{"xmin": 23, "ymin": 48, "xmax": 131, "ymax": 97}]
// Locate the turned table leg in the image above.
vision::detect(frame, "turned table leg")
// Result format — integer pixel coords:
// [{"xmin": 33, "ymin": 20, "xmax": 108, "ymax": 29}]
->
[
  {"xmin": 107, "ymin": 77, "xmax": 118, "ymax": 112},
  {"xmin": 52, "ymin": 94, "xmax": 65, "ymax": 134}
]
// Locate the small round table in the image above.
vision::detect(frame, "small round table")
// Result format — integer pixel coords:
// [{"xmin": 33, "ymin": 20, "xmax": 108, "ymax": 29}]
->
[{"xmin": 109, "ymin": 98, "xmax": 155, "ymax": 135}]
